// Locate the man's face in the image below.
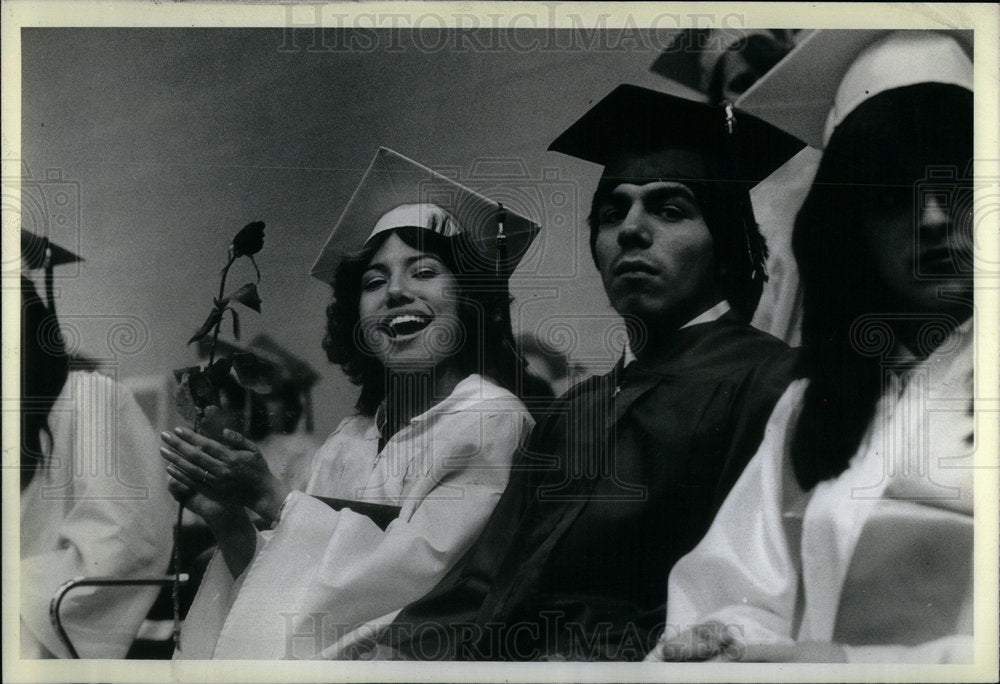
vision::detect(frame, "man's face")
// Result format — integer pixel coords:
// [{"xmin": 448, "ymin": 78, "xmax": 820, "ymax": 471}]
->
[{"xmin": 593, "ymin": 180, "xmax": 719, "ymax": 327}]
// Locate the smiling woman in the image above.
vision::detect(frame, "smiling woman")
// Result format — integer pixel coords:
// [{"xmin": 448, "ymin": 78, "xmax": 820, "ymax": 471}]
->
[{"xmin": 159, "ymin": 147, "xmax": 543, "ymax": 659}]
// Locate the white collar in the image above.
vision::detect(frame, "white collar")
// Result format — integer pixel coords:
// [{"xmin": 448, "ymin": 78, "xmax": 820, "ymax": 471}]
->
[
  {"xmin": 622, "ymin": 300, "xmax": 731, "ymax": 368},
  {"xmin": 680, "ymin": 300, "xmax": 731, "ymax": 330},
  {"xmin": 371, "ymin": 373, "xmax": 513, "ymax": 438}
]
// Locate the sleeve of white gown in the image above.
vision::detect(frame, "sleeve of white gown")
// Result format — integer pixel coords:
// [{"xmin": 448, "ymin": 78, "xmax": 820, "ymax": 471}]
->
[
  {"xmin": 298, "ymin": 408, "xmax": 531, "ymax": 651},
  {"xmin": 201, "ymin": 405, "xmax": 532, "ymax": 659},
  {"xmin": 174, "ymin": 529, "xmax": 269, "ymax": 659},
  {"xmin": 20, "ymin": 374, "xmax": 176, "ymax": 658},
  {"xmin": 665, "ymin": 381, "xmax": 808, "ymax": 646}
]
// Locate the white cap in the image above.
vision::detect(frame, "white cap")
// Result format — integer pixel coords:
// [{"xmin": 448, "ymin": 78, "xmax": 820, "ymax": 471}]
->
[
  {"xmin": 370, "ymin": 203, "xmax": 462, "ymax": 243},
  {"xmin": 736, "ymin": 29, "xmax": 973, "ymax": 149},
  {"xmin": 823, "ymin": 31, "xmax": 973, "ymax": 146},
  {"xmin": 310, "ymin": 147, "xmax": 540, "ymax": 284}
]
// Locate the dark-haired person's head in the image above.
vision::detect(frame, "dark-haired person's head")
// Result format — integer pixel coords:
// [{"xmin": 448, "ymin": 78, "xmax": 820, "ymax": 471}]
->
[
  {"xmin": 585, "ymin": 150, "xmax": 767, "ymax": 328},
  {"xmin": 311, "ymin": 149, "xmax": 541, "ymax": 416},
  {"xmin": 794, "ymin": 83, "xmax": 973, "ymax": 330},
  {"xmin": 550, "ymin": 85, "xmax": 803, "ymax": 341},
  {"xmin": 323, "ymin": 224, "xmax": 521, "ymax": 416},
  {"xmin": 769, "ymin": 31, "xmax": 975, "ymax": 490}
]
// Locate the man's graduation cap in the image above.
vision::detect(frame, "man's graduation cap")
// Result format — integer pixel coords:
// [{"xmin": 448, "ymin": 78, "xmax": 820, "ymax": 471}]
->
[
  {"xmin": 548, "ymin": 84, "xmax": 804, "ymax": 320},
  {"xmin": 310, "ymin": 147, "xmax": 541, "ymax": 284},
  {"xmin": 735, "ymin": 30, "xmax": 973, "ymax": 150},
  {"xmin": 548, "ymin": 83, "xmax": 803, "ymax": 188}
]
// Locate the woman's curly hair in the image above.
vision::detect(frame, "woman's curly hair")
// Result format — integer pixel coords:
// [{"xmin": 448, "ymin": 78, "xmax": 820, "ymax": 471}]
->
[{"xmin": 322, "ymin": 226, "xmax": 532, "ymax": 416}]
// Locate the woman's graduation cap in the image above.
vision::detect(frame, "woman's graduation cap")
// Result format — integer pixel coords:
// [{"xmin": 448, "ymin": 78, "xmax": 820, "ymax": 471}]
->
[
  {"xmin": 734, "ymin": 30, "xmax": 973, "ymax": 150},
  {"xmin": 310, "ymin": 147, "xmax": 541, "ymax": 284}
]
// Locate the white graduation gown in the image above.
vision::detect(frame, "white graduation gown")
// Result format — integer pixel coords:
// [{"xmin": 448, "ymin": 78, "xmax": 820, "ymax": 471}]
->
[
  {"xmin": 20, "ymin": 371, "xmax": 177, "ymax": 658},
  {"xmin": 177, "ymin": 374, "xmax": 533, "ymax": 659},
  {"xmin": 667, "ymin": 321, "xmax": 975, "ymax": 663}
]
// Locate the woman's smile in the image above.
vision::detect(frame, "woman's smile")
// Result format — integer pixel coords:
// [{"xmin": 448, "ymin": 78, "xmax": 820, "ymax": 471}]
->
[{"xmin": 380, "ymin": 312, "xmax": 434, "ymax": 338}]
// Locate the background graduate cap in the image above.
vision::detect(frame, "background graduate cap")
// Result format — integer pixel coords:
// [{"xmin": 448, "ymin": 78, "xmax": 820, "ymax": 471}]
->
[
  {"xmin": 649, "ymin": 29, "xmax": 798, "ymax": 97},
  {"xmin": 310, "ymin": 147, "xmax": 541, "ymax": 284},
  {"xmin": 735, "ymin": 29, "xmax": 974, "ymax": 150},
  {"xmin": 21, "ymin": 229, "xmax": 83, "ymax": 270},
  {"xmin": 21, "ymin": 229, "xmax": 84, "ymax": 318},
  {"xmin": 547, "ymin": 84, "xmax": 804, "ymax": 187}
]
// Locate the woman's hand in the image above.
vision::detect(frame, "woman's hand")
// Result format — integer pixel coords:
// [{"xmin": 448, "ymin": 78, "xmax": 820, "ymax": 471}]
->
[
  {"xmin": 160, "ymin": 427, "xmax": 291, "ymax": 524},
  {"xmin": 644, "ymin": 622, "xmax": 743, "ymax": 661},
  {"xmin": 164, "ymin": 464, "xmax": 258, "ymax": 578},
  {"xmin": 644, "ymin": 624, "xmax": 847, "ymax": 662},
  {"xmin": 164, "ymin": 464, "xmax": 236, "ymax": 528}
]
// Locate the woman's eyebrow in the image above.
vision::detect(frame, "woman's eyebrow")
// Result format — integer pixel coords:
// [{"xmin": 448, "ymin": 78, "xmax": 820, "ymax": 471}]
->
[
  {"xmin": 364, "ymin": 254, "xmax": 444, "ymax": 274},
  {"xmin": 405, "ymin": 254, "xmax": 444, "ymax": 268},
  {"xmin": 362, "ymin": 262, "xmax": 389, "ymax": 275}
]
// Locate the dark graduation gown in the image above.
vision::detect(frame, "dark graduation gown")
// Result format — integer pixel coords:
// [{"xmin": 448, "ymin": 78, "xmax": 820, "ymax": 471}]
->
[{"xmin": 379, "ymin": 313, "xmax": 797, "ymax": 661}]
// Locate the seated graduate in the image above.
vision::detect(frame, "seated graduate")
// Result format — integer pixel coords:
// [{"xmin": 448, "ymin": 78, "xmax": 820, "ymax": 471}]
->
[
  {"xmin": 159, "ymin": 147, "xmax": 539, "ymax": 659},
  {"xmin": 20, "ymin": 233, "xmax": 175, "ymax": 658},
  {"xmin": 648, "ymin": 30, "xmax": 976, "ymax": 664},
  {"xmin": 366, "ymin": 85, "xmax": 803, "ymax": 661}
]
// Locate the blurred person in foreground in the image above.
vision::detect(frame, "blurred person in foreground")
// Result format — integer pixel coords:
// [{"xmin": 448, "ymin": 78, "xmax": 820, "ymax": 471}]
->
[
  {"xmin": 648, "ymin": 30, "xmax": 976, "ymax": 664},
  {"xmin": 20, "ymin": 232, "xmax": 175, "ymax": 658}
]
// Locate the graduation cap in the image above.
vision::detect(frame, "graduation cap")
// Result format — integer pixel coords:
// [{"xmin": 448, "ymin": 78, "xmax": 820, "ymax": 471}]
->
[
  {"xmin": 735, "ymin": 30, "xmax": 973, "ymax": 150},
  {"xmin": 548, "ymin": 83, "xmax": 803, "ymax": 188},
  {"xmin": 650, "ymin": 29, "xmax": 798, "ymax": 98},
  {"xmin": 21, "ymin": 229, "xmax": 83, "ymax": 318},
  {"xmin": 21, "ymin": 229, "xmax": 83, "ymax": 270},
  {"xmin": 310, "ymin": 147, "xmax": 541, "ymax": 284},
  {"xmin": 197, "ymin": 333, "xmax": 321, "ymax": 432}
]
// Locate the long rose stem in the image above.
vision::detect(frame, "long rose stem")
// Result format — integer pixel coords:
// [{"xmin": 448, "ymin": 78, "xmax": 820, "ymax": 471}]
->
[
  {"xmin": 174, "ymin": 252, "xmax": 234, "ymax": 650},
  {"xmin": 208, "ymin": 255, "xmax": 236, "ymax": 367}
]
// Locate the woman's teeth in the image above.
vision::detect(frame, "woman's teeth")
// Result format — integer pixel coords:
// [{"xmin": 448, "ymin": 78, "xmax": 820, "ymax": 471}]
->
[{"xmin": 387, "ymin": 314, "xmax": 431, "ymax": 337}]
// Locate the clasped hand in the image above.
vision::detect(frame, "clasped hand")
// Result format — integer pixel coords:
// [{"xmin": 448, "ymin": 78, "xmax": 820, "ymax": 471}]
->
[
  {"xmin": 160, "ymin": 426, "xmax": 289, "ymax": 524},
  {"xmin": 643, "ymin": 622, "xmax": 847, "ymax": 662}
]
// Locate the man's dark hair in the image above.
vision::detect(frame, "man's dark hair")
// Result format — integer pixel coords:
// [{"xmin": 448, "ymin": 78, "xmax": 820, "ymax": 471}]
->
[{"xmin": 586, "ymin": 169, "xmax": 768, "ymax": 322}]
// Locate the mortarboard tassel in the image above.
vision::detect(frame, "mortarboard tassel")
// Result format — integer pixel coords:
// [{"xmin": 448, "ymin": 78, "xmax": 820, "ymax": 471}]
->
[
  {"xmin": 722, "ymin": 103, "xmax": 768, "ymax": 286},
  {"xmin": 495, "ymin": 202, "xmax": 508, "ymax": 279},
  {"xmin": 492, "ymin": 203, "xmax": 529, "ymax": 378},
  {"xmin": 43, "ymin": 244, "xmax": 58, "ymax": 318}
]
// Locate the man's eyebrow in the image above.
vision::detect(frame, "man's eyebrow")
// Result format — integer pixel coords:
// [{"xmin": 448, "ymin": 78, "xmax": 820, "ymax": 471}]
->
[
  {"xmin": 602, "ymin": 182, "xmax": 698, "ymax": 202},
  {"xmin": 639, "ymin": 183, "xmax": 698, "ymax": 201}
]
